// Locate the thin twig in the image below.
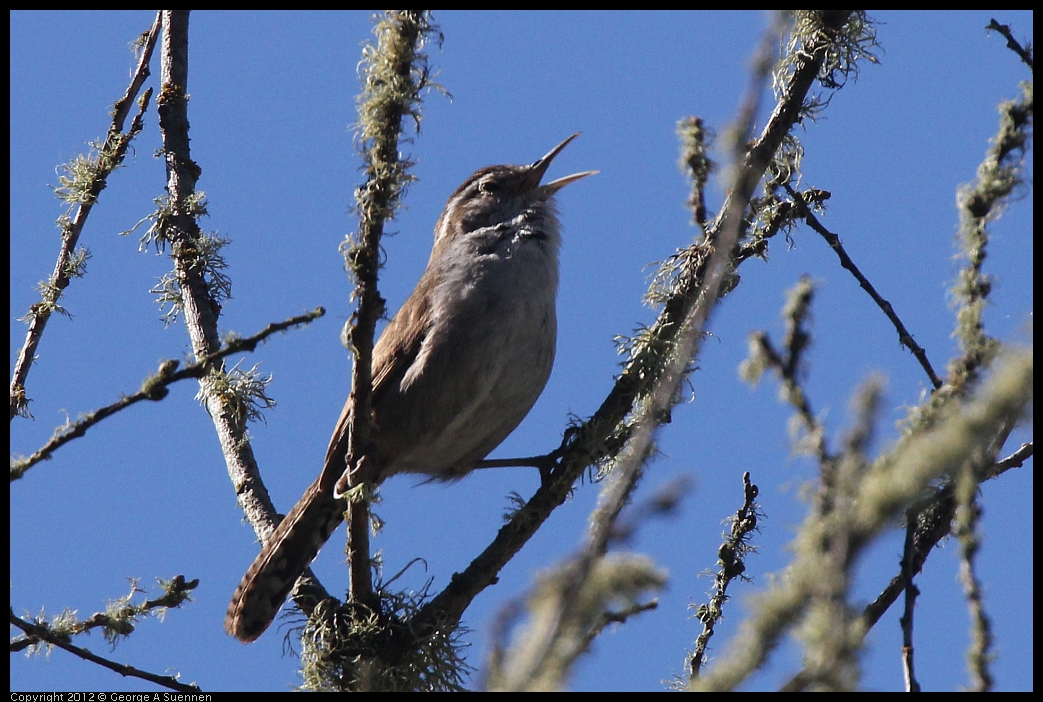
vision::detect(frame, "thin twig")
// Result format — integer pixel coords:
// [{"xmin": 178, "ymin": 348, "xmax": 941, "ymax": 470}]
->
[
  {"xmin": 10, "ymin": 11, "xmax": 162, "ymax": 421},
  {"xmin": 688, "ymin": 472, "xmax": 761, "ymax": 680},
  {"xmin": 783, "ymin": 182, "xmax": 944, "ymax": 390},
  {"xmin": 986, "ymin": 19, "xmax": 1033, "ymax": 71},
  {"xmin": 10, "ymin": 609, "xmax": 200, "ymax": 692},
  {"xmin": 989, "ymin": 441, "xmax": 1032, "ymax": 476},
  {"xmin": 899, "ymin": 512, "xmax": 922, "ymax": 692},
  {"xmin": 10, "ymin": 308, "xmax": 324, "ymax": 480},
  {"xmin": 745, "ymin": 277, "xmax": 833, "ymax": 466}
]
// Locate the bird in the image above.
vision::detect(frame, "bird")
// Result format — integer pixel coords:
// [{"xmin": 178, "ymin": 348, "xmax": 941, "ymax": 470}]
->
[{"xmin": 225, "ymin": 134, "xmax": 596, "ymax": 642}]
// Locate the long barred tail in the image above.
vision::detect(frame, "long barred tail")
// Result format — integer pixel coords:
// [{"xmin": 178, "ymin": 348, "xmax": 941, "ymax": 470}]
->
[{"xmin": 225, "ymin": 479, "xmax": 346, "ymax": 642}]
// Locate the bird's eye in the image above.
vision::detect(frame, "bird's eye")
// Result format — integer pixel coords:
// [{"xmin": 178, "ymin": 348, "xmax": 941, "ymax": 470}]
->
[{"xmin": 478, "ymin": 180, "xmax": 500, "ymax": 195}]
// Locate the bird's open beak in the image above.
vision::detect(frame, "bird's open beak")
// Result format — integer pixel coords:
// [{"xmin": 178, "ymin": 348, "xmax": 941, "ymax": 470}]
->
[{"xmin": 522, "ymin": 133, "xmax": 598, "ymax": 198}]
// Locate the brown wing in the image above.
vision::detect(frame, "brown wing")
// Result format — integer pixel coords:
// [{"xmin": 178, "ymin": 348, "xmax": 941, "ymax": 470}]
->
[{"xmin": 318, "ymin": 280, "xmax": 432, "ymax": 493}]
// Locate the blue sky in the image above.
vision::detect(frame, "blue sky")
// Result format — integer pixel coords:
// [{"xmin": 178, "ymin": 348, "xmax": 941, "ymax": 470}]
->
[{"xmin": 10, "ymin": 11, "xmax": 1033, "ymax": 691}]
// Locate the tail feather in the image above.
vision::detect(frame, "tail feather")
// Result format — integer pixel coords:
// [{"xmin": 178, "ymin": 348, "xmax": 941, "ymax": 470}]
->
[{"xmin": 225, "ymin": 479, "xmax": 345, "ymax": 642}]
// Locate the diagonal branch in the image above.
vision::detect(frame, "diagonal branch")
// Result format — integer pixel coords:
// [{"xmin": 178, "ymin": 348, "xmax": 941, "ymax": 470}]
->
[
  {"xmin": 412, "ymin": 11, "xmax": 855, "ymax": 641},
  {"xmin": 10, "ymin": 607, "xmax": 201, "ymax": 693},
  {"xmin": 10, "ymin": 308, "xmax": 324, "ymax": 480},
  {"xmin": 10, "ymin": 12, "xmax": 162, "ymax": 421},
  {"xmin": 783, "ymin": 182, "xmax": 944, "ymax": 389}
]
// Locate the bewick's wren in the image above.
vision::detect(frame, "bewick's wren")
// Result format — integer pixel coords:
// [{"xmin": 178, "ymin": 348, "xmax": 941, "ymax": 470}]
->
[{"xmin": 225, "ymin": 134, "xmax": 595, "ymax": 642}]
